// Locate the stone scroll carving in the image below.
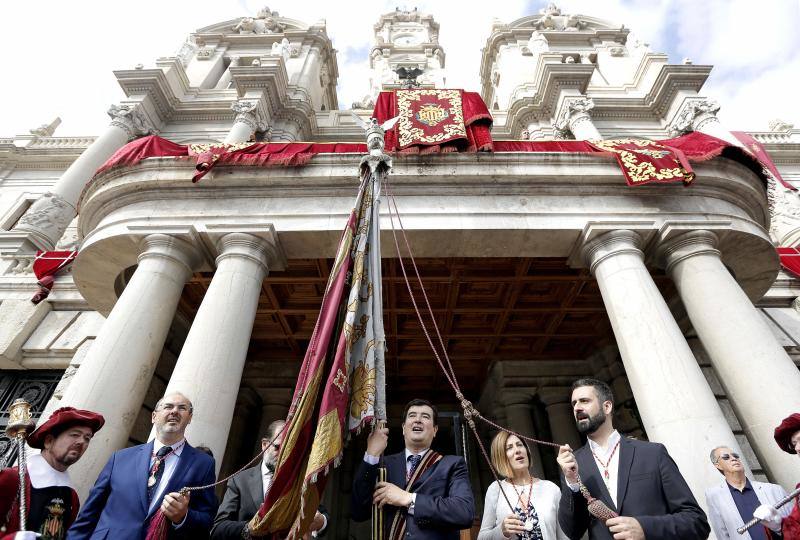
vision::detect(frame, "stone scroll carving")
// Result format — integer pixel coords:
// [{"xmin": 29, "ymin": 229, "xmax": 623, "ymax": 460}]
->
[{"xmin": 107, "ymin": 104, "xmax": 155, "ymax": 141}]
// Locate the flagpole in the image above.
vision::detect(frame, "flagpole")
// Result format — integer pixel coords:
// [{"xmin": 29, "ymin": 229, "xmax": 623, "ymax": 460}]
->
[{"xmin": 355, "ymin": 113, "xmax": 397, "ymax": 540}]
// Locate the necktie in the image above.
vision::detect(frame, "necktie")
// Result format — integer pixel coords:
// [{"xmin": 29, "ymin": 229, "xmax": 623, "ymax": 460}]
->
[
  {"xmin": 407, "ymin": 454, "xmax": 422, "ymax": 482},
  {"xmin": 147, "ymin": 445, "xmax": 173, "ymax": 502}
]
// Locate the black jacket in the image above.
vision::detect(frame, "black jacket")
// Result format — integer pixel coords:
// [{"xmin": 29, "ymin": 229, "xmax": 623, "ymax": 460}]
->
[{"xmin": 558, "ymin": 437, "xmax": 710, "ymax": 540}]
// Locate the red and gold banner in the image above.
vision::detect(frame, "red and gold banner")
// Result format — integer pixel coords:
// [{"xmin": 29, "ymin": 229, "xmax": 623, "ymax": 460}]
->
[
  {"xmin": 373, "ymin": 89, "xmax": 493, "ymax": 153},
  {"xmin": 588, "ymin": 138, "xmax": 694, "ymax": 186}
]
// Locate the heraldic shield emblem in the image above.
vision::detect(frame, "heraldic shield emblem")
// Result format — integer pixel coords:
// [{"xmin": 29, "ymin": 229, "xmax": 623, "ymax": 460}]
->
[
  {"xmin": 415, "ymin": 104, "xmax": 449, "ymax": 127},
  {"xmin": 396, "ymin": 89, "xmax": 468, "ymax": 149}
]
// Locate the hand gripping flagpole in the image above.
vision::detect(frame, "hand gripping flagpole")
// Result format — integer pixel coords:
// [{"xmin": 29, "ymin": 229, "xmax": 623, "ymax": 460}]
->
[
  {"xmin": 352, "ymin": 112, "xmax": 397, "ymax": 540},
  {"xmin": 6, "ymin": 399, "xmax": 36, "ymax": 531},
  {"xmin": 737, "ymin": 486, "xmax": 800, "ymax": 534}
]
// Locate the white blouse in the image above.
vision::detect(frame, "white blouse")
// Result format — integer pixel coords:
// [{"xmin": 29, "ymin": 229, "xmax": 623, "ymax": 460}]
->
[{"xmin": 478, "ymin": 479, "xmax": 569, "ymax": 540}]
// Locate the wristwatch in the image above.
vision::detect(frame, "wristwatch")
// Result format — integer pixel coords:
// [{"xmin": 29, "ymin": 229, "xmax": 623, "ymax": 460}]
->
[
  {"xmin": 241, "ymin": 523, "xmax": 252, "ymax": 539},
  {"xmin": 407, "ymin": 493, "xmax": 416, "ymax": 512}
]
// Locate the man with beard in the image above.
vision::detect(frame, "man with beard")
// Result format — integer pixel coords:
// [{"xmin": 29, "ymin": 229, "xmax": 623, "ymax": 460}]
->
[
  {"xmin": 67, "ymin": 392, "xmax": 217, "ymax": 540},
  {"xmin": 351, "ymin": 398, "xmax": 475, "ymax": 540},
  {"xmin": 210, "ymin": 420, "xmax": 328, "ymax": 539},
  {"xmin": 0, "ymin": 407, "xmax": 104, "ymax": 540},
  {"xmin": 556, "ymin": 378, "xmax": 709, "ymax": 540}
]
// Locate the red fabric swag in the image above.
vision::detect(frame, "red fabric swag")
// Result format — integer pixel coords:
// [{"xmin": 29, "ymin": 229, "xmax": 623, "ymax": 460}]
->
[
  {"xmin": 778, "ymin": 248, "xmax": 800, "ymax": 279},
  {"xmin": 31, "ymin": 250, "xmax": 77, "ymax": 304}
]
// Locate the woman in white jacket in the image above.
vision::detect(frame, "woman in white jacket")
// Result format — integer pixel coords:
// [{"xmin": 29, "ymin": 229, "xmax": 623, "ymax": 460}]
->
[{"xmin": 478, "ymin": 431, "xmax": 569, "ymax": 540}]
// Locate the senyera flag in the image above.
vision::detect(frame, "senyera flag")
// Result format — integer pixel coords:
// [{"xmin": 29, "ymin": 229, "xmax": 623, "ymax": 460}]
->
[
  {"xmin": 31, "ymin": 250, "xmax": 77, "ymax": 304},
  {"xmin": 248, "ymin": 160, "xmax": 386, "ymax": 538}
]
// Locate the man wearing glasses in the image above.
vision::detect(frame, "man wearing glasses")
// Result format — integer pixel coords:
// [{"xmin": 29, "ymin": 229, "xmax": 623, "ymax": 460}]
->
[
  {"xmin": 704, "ymin": 445, "xmax": 790, "ymax": 540},
  {"xmin": 68, "ymin": 392, "xmax": 217, "ymax": 539},
  {"xmin": 211, "ymin": 419, "xmax": 328, "ymax": 539}
]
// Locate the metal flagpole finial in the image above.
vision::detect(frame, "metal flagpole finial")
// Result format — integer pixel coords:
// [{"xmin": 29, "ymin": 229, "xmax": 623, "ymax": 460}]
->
[
  {"xmin": 6, "ymin": 398, "xmax": 35, "ymax": 531},
  {"xmin": 6, "ymin": 399, "xmax": 35, "ymax": 438}
]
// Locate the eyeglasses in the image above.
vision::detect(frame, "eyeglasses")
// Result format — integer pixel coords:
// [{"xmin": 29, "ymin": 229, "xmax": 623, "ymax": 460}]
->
[
  {"xmin": 272, "ymin": 444, "xmax": 280, "ymax": 451},
  {"xmin": 718, "ymin": 452, "xmax": 740, "ymax": 461}
]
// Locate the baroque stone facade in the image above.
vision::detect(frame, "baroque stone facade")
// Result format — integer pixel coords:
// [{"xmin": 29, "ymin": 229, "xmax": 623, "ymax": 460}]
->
[{"xmin": 1, "ymin": 5, "xmax": 800, "ymax": 539}]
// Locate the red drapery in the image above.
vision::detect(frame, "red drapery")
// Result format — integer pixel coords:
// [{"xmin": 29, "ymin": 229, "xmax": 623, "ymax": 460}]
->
[
  {"xmin": 31, "ymin": 250, "xmax": 77, "ymax": 304},
  {"xmin": 778, "ymin": 247, "xmax": 800, "ymax": 279},
  {"xmin": 91, "ymin": 131, "xmax": 782, "ymax": 190},
  {"xmin": 372, "ymin": 89, "xmax": 493, "ymax": 153}
]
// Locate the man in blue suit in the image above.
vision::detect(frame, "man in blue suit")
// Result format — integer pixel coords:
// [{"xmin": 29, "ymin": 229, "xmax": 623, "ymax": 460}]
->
[
  {"xmin": 351, "ymin": 399, "xmax": 475, "ymax": 540},
  {"xmin": 68, "ymin": 392, "xmax": 217, "ymax": 540}
]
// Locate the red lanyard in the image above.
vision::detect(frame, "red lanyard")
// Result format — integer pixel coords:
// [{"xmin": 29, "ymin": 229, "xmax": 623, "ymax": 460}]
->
[
  {"xmin": 591, "ymin": 438, "xmax": 621, "ymax": 482},
  {"xmin": 511, "ymin": 476, "xmax": 534, "ymax": 511}
]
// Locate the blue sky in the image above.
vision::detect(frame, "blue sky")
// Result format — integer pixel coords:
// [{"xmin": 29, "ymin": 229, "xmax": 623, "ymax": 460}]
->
[{"xmin": 1, "ymin": 0, "xmax": 797, "ymax": 136}]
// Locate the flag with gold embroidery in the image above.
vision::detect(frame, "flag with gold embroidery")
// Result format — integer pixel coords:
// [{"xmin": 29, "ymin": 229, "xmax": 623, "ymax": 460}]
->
[{"xmin": 248, "ymin": 157, "xmax": 386, "ymax": 539}]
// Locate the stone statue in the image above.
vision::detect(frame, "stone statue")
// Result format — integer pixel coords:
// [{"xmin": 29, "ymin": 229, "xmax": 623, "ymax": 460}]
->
[
  {"xmin": 233, "ymin": 17, "xmax": 257, "ymax": 34},
  {"xmin": 29, "ymin": 118, "xmax": 61, "ymax": 137},
  {"xmin": 271, "ymin": 37, "xmax": 291, "ymax": 60}
]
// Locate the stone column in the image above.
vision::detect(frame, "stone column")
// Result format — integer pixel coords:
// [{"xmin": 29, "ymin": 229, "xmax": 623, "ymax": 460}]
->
[
  {"xmin": 59, "ymin": 234, "xmax": 199, "ymax": 497},
  {"xmin": 161, "ymin": 233, "xmax": 273, "ymax": 470},
  {"xmin": 669, "ymin": 98, "xmax": 740, "ymax": 147},
  {"xmin": 223, "ymin": 100, "xmax": 267, "ymax": 144},
  {"xmin": 15, "ymin": 104, "xmax": 153, "ymax": 249},
  {"xmin": 553, "ymin": 96, "xmax": 601, "ymax": 140},
  {"xmin": 503, "ymin": 392, "xmax": 545, "ymax": 478},
  {"xmin": 582, "ymin": 229, "xmax": 743, "ymax": 504},
  {"xmin": 539, "ymin": 389, "xmax": 581, "ymax": 450},
  {"xmin": 659, "ymin": 230, "xmax": 800, "ymax": 487}
]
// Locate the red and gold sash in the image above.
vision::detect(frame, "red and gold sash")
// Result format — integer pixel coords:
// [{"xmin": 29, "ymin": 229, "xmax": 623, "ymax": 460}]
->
[{"xmin": 387, "ymin": 450, "xmax": 443, "ymax": 540}]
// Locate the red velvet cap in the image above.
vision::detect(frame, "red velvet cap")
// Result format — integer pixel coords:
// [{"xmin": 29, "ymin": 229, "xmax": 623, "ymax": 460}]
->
[
  {"xmin": 27, "ymin": 407, "xmax": 105, "ymax": 449},
  {"xmin": 774, "ymin": 413, "xmax": 800, "ymax": 454}
]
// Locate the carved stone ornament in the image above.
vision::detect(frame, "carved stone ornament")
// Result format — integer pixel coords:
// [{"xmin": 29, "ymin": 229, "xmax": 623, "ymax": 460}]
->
[
  {"xmin": 176, "ymin": 41, "xmax": 196, "ymax": 67},
  {"xmin": 553, "ymin": 96, "xmax": 595, "ymax": 132},
  {"xmin": 15, "ymin": 192, "xmax": 76, "ymax": 248},
  {"xmin": 234, "ymin": 7, "xmax": 285, "ymax": 34},
  {"xmin": 608, "ymin": 46, "xmax": 625, "ymax": 57},
  {"xmin": 107, "ymin": 104, "xmax": 154, "ymax": 141},
  {"xmin": 769, "ymin": 119, "xmax": 795, "ymax": 132},
  {"xmin": 669, "ymin": 98, "xmax": 720, "ymax": 137},
  {"xmin": 394, "ymin": 7, "xmax": 420, "ymax": 22},
  {"xmin": 29, "ymin": 117, "xmax": 61, "ymax": 137},
  {"xmin": 767, "ymin": 171, "xmax": 800, "ymax": 245},
  {"xmin": 231, "ymin": 100, "xmax": 267, "ymax": 132},
  {"xmin": 196, "ymin": 47, "xmax": 214, "ymax": 60}
]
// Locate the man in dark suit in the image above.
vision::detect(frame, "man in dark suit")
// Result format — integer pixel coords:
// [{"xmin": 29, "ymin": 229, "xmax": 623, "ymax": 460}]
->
[
  {"xmin": 67, "ymin": 392, "xmax": 217, "ymax": 540},
  {"xmin": 556, "ymin": 378, "xmax": 710, "ymax": 540},
  {"xmin": 351, "ymin": 398, "xmax": 475, "ymax": 540},
  {"xmin": 210, "ymin": 419, "xmax": 327, "ymax": 539}
]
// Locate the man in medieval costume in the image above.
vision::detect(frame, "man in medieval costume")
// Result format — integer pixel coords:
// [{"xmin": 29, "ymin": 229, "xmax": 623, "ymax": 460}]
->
[
  {"xmin": 0, "ymin": 407, "xmax": 105, "ymax": 540},
  {"xmin": 753, "ymin": 412, "xmax": 800, "ymax": 538}
]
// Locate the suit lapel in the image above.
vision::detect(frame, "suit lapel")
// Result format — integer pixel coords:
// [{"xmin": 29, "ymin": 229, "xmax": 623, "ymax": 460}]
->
[
  {"xmin": 138, "ymin": 441, "xmax": 154, "ymax": 515},
  {"xmin": 387, "ymin": 453, "xmax": 406, "ymax": 488},
  {"xmin": 615, "ymin": 437, "xmax": 634, "ymax": 514},
  {"xmin": 578, "ymin": 447, "xmax": 616, "ymax": 512},
  {"xmin": 148, "ymin": 442, "xmax": 194, "ymax": 519},
  {"xmin": 249, "ymin": 466, "xmax": 265, "ymax": 512}
]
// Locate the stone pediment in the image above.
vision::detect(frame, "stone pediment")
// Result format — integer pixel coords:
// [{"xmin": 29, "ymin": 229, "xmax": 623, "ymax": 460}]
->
[
  {"xmin": 504, "ymin": 11, "xmax": 622, "ymax": 34},
  {"xmin": 196, "ymin": 12, "xmax": 308, "ymax": 36}
]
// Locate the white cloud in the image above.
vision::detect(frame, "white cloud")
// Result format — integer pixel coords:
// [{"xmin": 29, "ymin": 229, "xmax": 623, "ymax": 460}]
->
[{"xmin": 0, "ymin": 0, "xmax": 796, "ymax": 136}]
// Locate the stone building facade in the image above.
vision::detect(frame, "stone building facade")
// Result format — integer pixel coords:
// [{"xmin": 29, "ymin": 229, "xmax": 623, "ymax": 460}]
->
[{"xmin": 2, "ymin": 5, "xmax": 800, "ymax": 538}]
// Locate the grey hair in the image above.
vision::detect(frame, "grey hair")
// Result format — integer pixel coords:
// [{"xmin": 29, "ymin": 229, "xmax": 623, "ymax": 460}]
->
[
  {"xmin": 709, "ymin": 445, "xmax": 729, "ymax": 464},
  {"xmin": 263, "ymin": 419, "xmax": 286, "ymax": 441},
  {"xmin": 155, "ymin": 392, "xmax": 194, "ymax": 413}
]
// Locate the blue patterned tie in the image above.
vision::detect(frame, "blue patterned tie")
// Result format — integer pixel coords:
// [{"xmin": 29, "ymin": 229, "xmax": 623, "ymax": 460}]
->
[
  {"xmin": 147, "ymin": 446, "xmax": 172, "ymax": 502},
  {"xmin": 407, "ymin": 454, "xmax": 422, "ymax": 482}
]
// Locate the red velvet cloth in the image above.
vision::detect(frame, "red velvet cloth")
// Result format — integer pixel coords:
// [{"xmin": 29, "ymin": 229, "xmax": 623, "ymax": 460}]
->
[
  {"xmin": 778, "ymin": 248, "xmax": 800, "ymax": 280},
  {"xmin": 782, "ymin": 486, "xmax": 800, "ymax": 540},
  {"xmin": 31, "ymin": 250, "xmax": 77, "ymax": 304},
  {"xmin": 372, "ymin": 89, "xmax": 493, "ymax": 153},
  {"xmin": 95, "ymin": 135, "xmax": 188, "ymax": 176},
  {"xmin": 190, "ymin": 142, "xmax": 367, "ymax": 182},
  {"xmin": 732, "ymin": 131, "xmax": 795, "ymax": 190},
  {"xmin": 91, "ymin": 131, "xmax": 782, "ymax": 190},
  {"xmin": 0, "ymin": 468, "xmax": 80, "ymax": 536}
]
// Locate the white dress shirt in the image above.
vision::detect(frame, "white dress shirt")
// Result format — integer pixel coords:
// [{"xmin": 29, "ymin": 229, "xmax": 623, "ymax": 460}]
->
[
  {"xmin": 587, "ymin": 430, "xmax": 621, "ymax": 507},
  {"xmin": 148, "ymin": 438, "xmax": 186, "ymax": 513},
  {"xmin": 261, "ymin": 460, "xmax": 274, "ymax": 498}
]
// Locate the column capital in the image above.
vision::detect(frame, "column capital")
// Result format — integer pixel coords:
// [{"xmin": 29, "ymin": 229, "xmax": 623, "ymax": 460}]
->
[
  {"xmin": 656, "ymin": 229, "xmax": 721, "ymax": 274},
  {"xmin": 580, "ymin": 229, "xmax": 644, "ymax": 274},
  {"xmin": 107, "ymin": 104, "xmax": 155, "ymax": 141},
  {"xmin": 553, "ymin": 96, "xmax": 595, "ymax": 135},
  {"xmin": 669, "ymin": 98, "xmax": 721, "ymax": 137},
  {"xmin": 231, "ymin": 99, "xmax": 268, "ymax": 132},
  {"xmin": 138, "ymin": 233, "xmax": 201, "ymax": 274},
  {"xmin": 215, "ymin": 232, "xmax": 274, "ymax": 273}
]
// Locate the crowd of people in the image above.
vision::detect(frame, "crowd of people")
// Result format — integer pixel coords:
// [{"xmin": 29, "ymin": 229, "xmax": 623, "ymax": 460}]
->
[{"xmin": 1, "ymin": 378, "xmax": 799, "ymax": 539}]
